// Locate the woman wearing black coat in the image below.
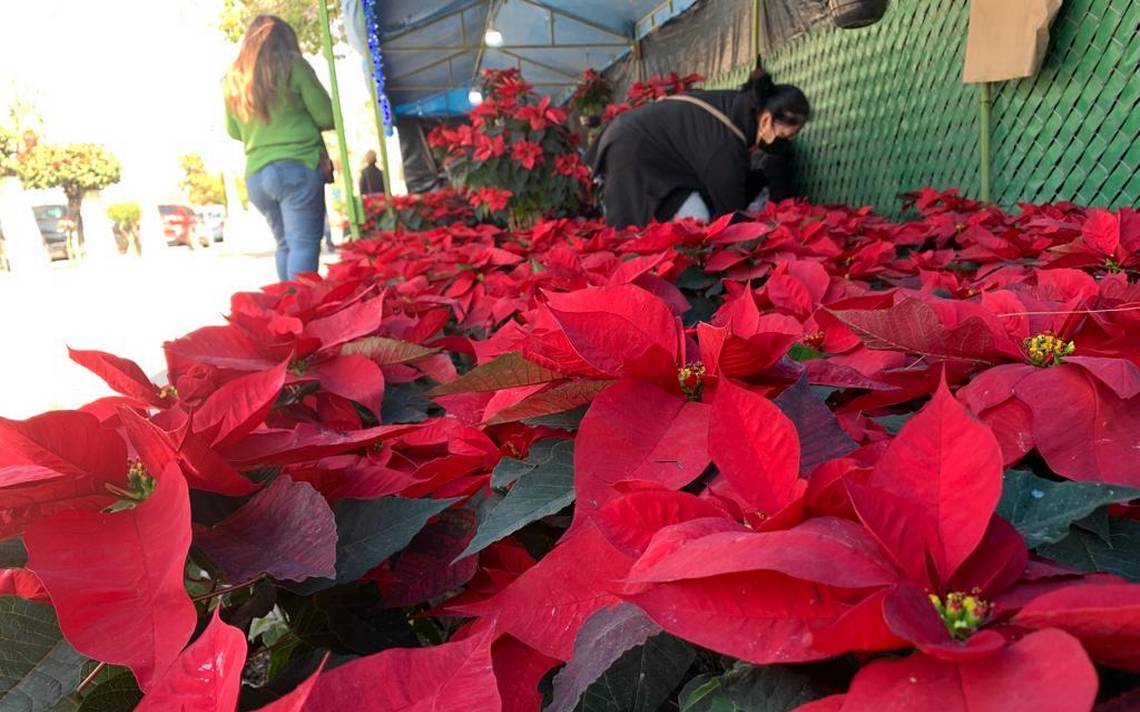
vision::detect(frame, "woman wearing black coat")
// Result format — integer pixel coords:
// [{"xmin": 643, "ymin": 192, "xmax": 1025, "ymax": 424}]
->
[
  {"xmin": 359, "ymin": 150, "xmax": 386, "ymax": 196},
  {"xmin": 586, "ymin": 73, "xmax": 811, "ymax": 228}
]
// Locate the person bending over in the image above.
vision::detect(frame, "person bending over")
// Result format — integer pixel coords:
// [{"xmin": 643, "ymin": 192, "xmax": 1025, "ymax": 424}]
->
[{"xmin": 586, "ymin": 72, "xmax": 810, "ymax": 228}]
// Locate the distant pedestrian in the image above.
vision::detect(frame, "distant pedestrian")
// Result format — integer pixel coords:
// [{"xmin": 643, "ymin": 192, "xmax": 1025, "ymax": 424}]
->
[
  {"xmin": 224, "ymin": 15, "xmax": 332, "ymax": 281},
  {"xmin": 358, "ymin": 150, "xmax": 385, "ymax": 196}
]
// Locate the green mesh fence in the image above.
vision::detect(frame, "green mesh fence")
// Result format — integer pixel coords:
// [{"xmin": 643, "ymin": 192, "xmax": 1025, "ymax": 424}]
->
[
  {"xmin": 991, "ymin": 0, "xmax": 1140, "ymax": 207},
  {"xmin": 758, "ymin": 0, "xmax": 1139, "ymax": 213}
]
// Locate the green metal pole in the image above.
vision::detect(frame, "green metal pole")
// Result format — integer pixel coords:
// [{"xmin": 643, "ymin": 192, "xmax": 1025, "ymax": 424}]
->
[
  {"xmin": 752, "ymin": 0, "xmax": 761, "ymax": 58},
  {"xmin": 979, "ymin": 82, "xmax": 993, "ymax": 203},
  {"xmin": 318, "ymin": 0, "xmax": 361, "ymax": 240}
]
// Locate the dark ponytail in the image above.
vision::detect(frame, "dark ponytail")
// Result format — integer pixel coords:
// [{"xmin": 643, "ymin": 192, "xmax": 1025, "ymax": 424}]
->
[{"xmin": 741, "ymin": 70, "xmax": 811, "ymax": 128}]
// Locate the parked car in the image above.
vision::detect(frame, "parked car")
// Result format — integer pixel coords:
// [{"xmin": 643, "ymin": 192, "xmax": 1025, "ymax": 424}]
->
[
  {"xmin": 32, "ymin": 204, "xmax": 75, "ymax": 260},
  {"xmin": 159, "ymin": 204, "xmax": 208, "ymax": 248}
]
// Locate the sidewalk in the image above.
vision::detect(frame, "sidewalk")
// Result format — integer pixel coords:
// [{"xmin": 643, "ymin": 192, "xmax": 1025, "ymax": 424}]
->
[{"xmin": 0, "ymin": 240, "xmax": 338, "ymax": 419}]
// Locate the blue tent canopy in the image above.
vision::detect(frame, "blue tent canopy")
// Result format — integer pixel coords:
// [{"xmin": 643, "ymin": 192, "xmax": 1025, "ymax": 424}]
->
[{"xmin": 366, "ymin": 0, "xmax": 698, "ymax": 116}]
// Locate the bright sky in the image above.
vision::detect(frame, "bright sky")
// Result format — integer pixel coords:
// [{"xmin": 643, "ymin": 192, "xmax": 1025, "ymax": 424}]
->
[{"xmin": 0, "ymin": 0, "xmax": 380, "ymax": 203}]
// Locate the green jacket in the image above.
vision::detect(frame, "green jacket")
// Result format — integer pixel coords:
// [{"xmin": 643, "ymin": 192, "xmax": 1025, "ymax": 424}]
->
[{"xmin": 226, "ymin": 57, "xmax": 334, "ymax": 177}]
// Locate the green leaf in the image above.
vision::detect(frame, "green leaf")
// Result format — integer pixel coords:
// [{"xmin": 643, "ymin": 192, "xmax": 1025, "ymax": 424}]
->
[
  {"xmin": 575, "ymin": 634, "xmax": 694, "ymax": 712},
  {"xmin": 683, "ymin": 296, "xmax": 719, "ymax": 327},
  {"xmin": 381, "ymin": 383, "xmax": 433, "ymax": 424},
  {"xmin": 288, "ymin": 496, "xmax": 458, "ymax": 594},
  {"xmin": 678, "ymin": 676, "xmax": 735, "ymax": 712},
  {"xmin": 0, "ymin": 538, "xmax": 28, "ymax": 568},
  {"xmin": 679, "ymin": 662, "xmax": 840, "ymax": 712},
  {"xmin": 427, "ymin": 352, "xmax": 562, "ymax": 396},
  {"xmin": 1037, "ymin": 518, "xmax": 1140, "ymax": 581},
  {"xmin": 674, "ymin": 266, "xmax": 718, "ymax": 291},
  {"xmin": 74, "ymin": 671, "xmax": 141, "ymax": 712},
  {"xmin": 491, "ymin": 439, "xmax": 564, "ymax": 488},
  {"xmin": 788, "ymin": 343, "xmax": 829, "ymax": 362},
  {"xmin": 523, "ymin": 405, "xmax": 589, "ymax": 432},
  {"xmin": 341, "ymin": 337, "xmax": 439, "ymax": 366},
  {"xmin": 47, "ymin": 664, "xmax": 132, "ymax": 712},
  {"xmin": 459, "ymin": 441, "xmax": 575, "ymax": 560},
  {"xmin": 0, "ymin": 596, "xmax": 87, "ymax": 711},
  {"xmin": 718, "ymin": 663, "xmax": 833, "ymax": 711},
  {"xmin": 1072, "ymin": 509, "xmax": 1112, "ymax": 544},
  {"xmin": 997, "ymin": 470, "xmax": 1140, "ymax": 548},
  {"xmin": 279, "ymin": 584, "xmax": 416, "ymax": 655},
  {"xmin": 871, "ymin": 413, "xmax": 911, "ymax": 435}
]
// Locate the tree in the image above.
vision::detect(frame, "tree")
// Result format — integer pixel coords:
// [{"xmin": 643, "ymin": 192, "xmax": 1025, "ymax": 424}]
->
[
  {"xmin": 179, "ymin": 154, "xmax": 226, "ymax": 206},
  {"xmin": 218, "ymin": 0, "xmax": 342, "ymax": 55},
  {"xmin": 15, "ymin": 142, "xmax": 122, "ymax": 245},
  {"xmin": 107, "ymin": 202, "xmax": 142, "ymax": 255},
  {"xmin": 0, "ymin": 126, "xmax": 18, "ymax": 177}
]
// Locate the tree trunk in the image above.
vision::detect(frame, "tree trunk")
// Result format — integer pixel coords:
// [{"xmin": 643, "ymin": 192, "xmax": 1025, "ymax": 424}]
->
[{"xmin": 66, "ymin": 189, "xmax": 85, "ymax": 255}]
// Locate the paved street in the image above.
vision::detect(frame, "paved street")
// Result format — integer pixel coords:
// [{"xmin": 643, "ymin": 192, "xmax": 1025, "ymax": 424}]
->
[{"xmin": 0, "ymin": 237, "xmax": 338, "ymax": 419}]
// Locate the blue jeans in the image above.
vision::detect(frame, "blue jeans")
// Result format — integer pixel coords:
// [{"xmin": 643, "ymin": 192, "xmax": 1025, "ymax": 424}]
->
[{"xmin": 246, "ymin": 160, "xmax": 326, "ymax": 281}]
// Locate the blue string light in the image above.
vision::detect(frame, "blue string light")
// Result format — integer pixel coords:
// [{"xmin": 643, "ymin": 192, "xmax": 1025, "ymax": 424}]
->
[{"xmin": 362, "ymin": 0, "xmax": 394, "ymax": 132}]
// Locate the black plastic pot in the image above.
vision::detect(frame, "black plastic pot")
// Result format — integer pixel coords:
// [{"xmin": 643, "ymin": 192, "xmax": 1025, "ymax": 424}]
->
[{"xmin": 829, "ymin": 0, "xmax": 889, "ymax": 29}]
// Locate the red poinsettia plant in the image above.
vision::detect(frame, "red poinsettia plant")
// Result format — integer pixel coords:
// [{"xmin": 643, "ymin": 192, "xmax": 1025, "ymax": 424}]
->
[
  {"xmin": 602, "ymin": 71, "xmax": 705, "ymax": 122},
  {"xmin": 427, "ymin": 68, "xmax": 593, "ymax": 228},
  {"xmin": 361, "ymin": 187, "xmax": 477, "ymax": 232},
  {"xmin": 569, "ymin": 68, "xmax": 613, "ymax": 124},
  {"xmin": 1, "ymin": 183, "xmax": 1138, "ymax": 712}
]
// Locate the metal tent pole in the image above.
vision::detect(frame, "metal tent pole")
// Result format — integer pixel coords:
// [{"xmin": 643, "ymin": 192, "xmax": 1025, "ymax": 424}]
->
[
  {"xmin": 753, "ymin": 0, "xmax": 761, "ymax": 57},
  {"xmin": 979, "ymin": 82, "xmax": 993, "ymax": 202},
  {"xmin": 318, "ymin": 0, "xmax": 362, "ymax": 240}
]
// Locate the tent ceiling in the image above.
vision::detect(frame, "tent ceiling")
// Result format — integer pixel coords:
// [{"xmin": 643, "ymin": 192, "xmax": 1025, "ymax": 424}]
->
[{"xmin": 375, "ymin": 0, "xmax": 673, "ymax": 110}]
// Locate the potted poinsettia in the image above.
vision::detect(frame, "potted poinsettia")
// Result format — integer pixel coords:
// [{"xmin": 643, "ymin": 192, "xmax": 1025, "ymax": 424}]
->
[
  {"xmin": 570, "ymin": 69, "xmax": 612, "ymax": 129},
  {"xmin": 427, "ymin": 68, "xmax": 593, "ymax": 230},
  {"xmin": 600, "ymin": 71, "xmax": 704, "ymax": 124}
]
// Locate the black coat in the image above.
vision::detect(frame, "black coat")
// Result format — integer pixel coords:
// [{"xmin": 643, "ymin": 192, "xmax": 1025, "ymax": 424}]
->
[
  {"xmin": 359, "ymin": 164, "xmax": 385, "ymax": 196},
  {"xmin": 748, "ymin": 140, "xmax": 797, "ymax": 203},
  {"xmin": 586, "ymin": 90, "xmax": 767, "ymax": 228}
]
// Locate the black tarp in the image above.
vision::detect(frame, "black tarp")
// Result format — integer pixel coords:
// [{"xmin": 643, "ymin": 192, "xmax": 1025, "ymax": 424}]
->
[
  {"xmin": 604, "ymin": 0, "xmax": 834, "ymax": 100},
  {"xmin": 396, "ymin": 116, "xmax": 464, "ymax": 194},
  {"xmin": 606, "ymin": 0, "xmax": 754, "ymax": 98},
  {"xmin": 759, "ymin": 0, "xmax": 831, "ymax": 52}
]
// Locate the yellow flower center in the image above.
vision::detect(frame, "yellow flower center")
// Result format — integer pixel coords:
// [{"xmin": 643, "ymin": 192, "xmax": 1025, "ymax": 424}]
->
[
  {"xmin": 158, "ymin": 384, "xmax": 179, "ymax": 400},
  {"xmin": 929, "ymin": 590, "xmax": 990, "ymax": 640},
  {"xmin": 1024, "ymin": 333, "xmax": 1074, "ymax": 367},
  {"xmin": 127, "ymin": 460, "xmax": 148, "ymax": 480},
  {"xmin": 677, "ymin": 361, "xmax": 707, "ymax": 401},
  {"xmin": 104, "ymin": 460, "xmax": 156, "ymax": 513},
  {"xmin": 289, "ymin": 356, "xmax": 313, "ymax": 376}
]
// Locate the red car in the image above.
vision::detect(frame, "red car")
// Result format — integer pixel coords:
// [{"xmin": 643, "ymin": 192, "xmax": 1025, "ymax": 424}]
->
[{"xmin": 159, "ymin": 205, "xmax": 209, "ymax": 248}]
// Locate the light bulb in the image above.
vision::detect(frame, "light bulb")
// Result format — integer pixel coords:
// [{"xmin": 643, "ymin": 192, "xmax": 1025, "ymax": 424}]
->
[
  {"xmin": 484, "ymin": 29, "xmax": 504, "ymax": 47},
  {"xmin": 468, "ymin": 89, "xmax": 484, "ymax": 105}
]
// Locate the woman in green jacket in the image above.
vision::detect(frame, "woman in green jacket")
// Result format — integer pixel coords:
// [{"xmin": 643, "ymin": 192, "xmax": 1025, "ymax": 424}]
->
[{"xmin": 224, "ymin": 15, "xmax": 333, "ymax": 281}]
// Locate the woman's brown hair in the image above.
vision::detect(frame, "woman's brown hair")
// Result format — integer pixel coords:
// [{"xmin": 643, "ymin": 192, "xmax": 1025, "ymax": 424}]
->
[{"xmin": 223, "ymin": 15, "xmax": 301, "ymax": 123}]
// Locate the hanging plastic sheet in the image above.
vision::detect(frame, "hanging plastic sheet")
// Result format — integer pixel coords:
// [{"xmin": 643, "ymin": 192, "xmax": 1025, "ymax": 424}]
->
[
  {"xmin": 396, "ymin": 116, "xmax": 465, "ymax": 193},
  {"xmin": 605, "ymin": 0, "xmax": 755, "ymax": 100},
  {"xmin": 758, "ymin": 0, "xmax": 831, "ymax": 53}
]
